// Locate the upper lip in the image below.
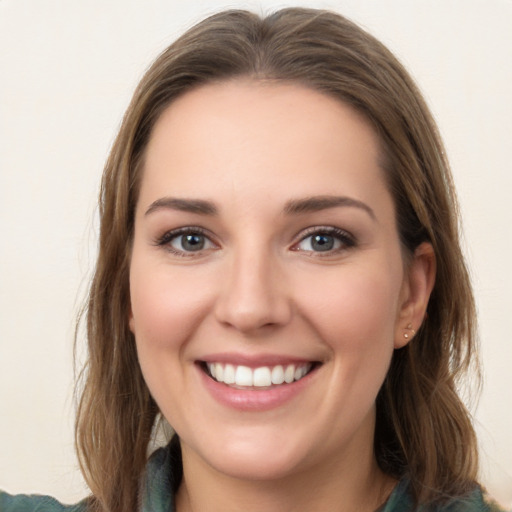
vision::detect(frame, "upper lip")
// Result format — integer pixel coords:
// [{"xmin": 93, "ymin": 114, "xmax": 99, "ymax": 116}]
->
[{"xmin": 198, "ymin": 352, "xmax": 321, "ymax": 368}]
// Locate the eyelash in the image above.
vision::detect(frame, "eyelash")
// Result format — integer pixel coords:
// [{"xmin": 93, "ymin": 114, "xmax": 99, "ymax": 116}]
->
[
  {"xmin": 155, "ymin": 226, "xmax": 216, "ymax": 257},
  {"xmin": 155, "ymin": 225, "xmax": 356, "ymax": 257},
  {"xmin": 292, "ymin": 226, "xmax": 356, "ymax": 255}
]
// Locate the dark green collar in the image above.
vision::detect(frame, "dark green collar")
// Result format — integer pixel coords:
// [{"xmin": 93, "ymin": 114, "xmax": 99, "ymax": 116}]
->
[{"xmin": 143, "ymin": 439, "xmax": 502, "ymax": 512}]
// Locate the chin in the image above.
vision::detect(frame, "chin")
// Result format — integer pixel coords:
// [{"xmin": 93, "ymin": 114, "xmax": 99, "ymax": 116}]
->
[
  {"xmin": 184, "ymin": 429, "xmax": 313, "ymax": 482},
  {"xmin": 211, "ymin": 451, "xmax": 306, "ymax": 482}
]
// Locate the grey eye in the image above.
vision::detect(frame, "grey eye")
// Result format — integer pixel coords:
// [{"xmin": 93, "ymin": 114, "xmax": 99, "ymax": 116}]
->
[
  {"xmin": 171, "ymin": 233, "xmax": 210, "ymax": 252},
  {"xmin": 297, "ymin": 233, "xmax": 341, "ymax": 252},
  {"xmin": 310, "ymin": 234, "xmax": 335, "ymax": 251}
]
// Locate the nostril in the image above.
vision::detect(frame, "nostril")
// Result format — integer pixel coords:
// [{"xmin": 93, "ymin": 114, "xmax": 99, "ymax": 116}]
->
[
  {"xmin": 214, "ymin": 291, "xmax": 292, "ymax": 333},
  {"xmin": 213, "ymin": 260, "xmax": 292, "ymax": 332},
  {"xmin": 216, "ymin": 308, "xmax": 285, "ymax": 333}
]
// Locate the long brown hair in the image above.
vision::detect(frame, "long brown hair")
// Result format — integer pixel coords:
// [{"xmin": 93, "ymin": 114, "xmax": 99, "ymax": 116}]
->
[{"xmin": 76, "ymin": 8, "xmax": 479, "ymax": 511}]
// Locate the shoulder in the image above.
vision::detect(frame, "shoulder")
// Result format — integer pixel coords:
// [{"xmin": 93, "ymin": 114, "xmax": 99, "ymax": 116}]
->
[
  {"xmin": 382, "ymin": 479, "xmax": 509, "ymax": 511},
  {"xmin": 0, "ymin": 491, "xmax": 88, "ymax": 512},
  {"xmin": 440, "ymin": 488, "xmax": 509, "ymax": 512},
  {"xmin": 140, "ymin": 438, "xmax": 181, "ymax": 512},
  {"xmin": 0, "ymin": 440, "xmax": 181, "ymax": 512}
]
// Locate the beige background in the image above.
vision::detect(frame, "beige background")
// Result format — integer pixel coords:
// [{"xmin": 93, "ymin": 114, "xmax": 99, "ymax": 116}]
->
[{"xmin": 1, "ymin": 0, "xmax": 511, "ymax": 507}]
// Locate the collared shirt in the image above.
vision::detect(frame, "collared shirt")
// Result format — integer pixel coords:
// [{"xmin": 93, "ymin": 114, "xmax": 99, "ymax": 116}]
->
[{"xmin": 1, "ymin": 441, "xmax": 507, "ymax": 511}]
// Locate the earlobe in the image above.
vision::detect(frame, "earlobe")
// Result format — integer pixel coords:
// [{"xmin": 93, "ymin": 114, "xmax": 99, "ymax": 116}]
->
[{"xmin": 394, "ymin": 242, "xmax": 436, "ymax": 349}]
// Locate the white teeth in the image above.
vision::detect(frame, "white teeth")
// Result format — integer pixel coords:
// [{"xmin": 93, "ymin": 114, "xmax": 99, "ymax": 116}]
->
[
  {"xmin": 271, "ymin": 365, "xmax": 285, "ymax": 385},
  {"xmin": 235, "ymin": 365, "xmax": 253, "ymax": 386},
  {"xmin": 284, "ymin": 365, "xmax": 295, "ymax": 384},
  {"xmin": 206, "ymin": 362, "xmax": 313, "ymax": 387},
  {"xmin": 215, "ymin": 363, "xmax": 224, "ymax": 382},
  {"xmin": 223, "ymin": 364, "xmax": 235, "ymax": 384},
  {"xmin": 253, "ymin": 367, "xmax": 272, "ymax": 387}
]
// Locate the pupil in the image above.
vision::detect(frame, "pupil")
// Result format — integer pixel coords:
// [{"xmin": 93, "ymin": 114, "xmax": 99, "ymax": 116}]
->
[
  {"xmin": 182, "ymin": 234, "xmax": 204, "ymax": 251},
  {"xmin": 312, "ymin": 234, "xmax": 333, "ymax": 251}
]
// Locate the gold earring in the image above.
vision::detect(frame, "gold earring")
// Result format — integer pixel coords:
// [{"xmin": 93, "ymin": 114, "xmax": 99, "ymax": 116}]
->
[{"xmin": 403, "ymin": 323, "xmax": 416, "ymax": 339}]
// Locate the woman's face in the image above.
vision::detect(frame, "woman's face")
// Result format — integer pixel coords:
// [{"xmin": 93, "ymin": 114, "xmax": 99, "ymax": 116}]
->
[{"xmin": 129, "ymin": 81, "xmax": 428, "ymax": 480}]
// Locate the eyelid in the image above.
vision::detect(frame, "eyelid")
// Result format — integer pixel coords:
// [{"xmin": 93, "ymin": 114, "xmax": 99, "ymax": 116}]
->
[
  {"xmin": 291, "ymin": 225, "xmax": 356, "ymax": 253},
  {"xmin": 154, "ymin": 225, "xmax": 355, "ymax": 256},
  {"xmin": 155, "ymin": 226, "xmax": 218, "ymax": 256}
]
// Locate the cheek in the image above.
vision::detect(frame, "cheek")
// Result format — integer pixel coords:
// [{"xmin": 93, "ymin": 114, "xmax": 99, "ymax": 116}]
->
[
  {"xmin": 296, "ymin": 264, "xmax": 402, "ymax": 360},
  {"xmin": 288, "ymin": 262, "xmax": 404, "ymax": 447},
  {"xmin": 130, "ymin": 254, "xmax": 216, "ymax": 390},
  {"xmin": 128, "ymin": 258, "xmax": 215, "ymax": 420},
  {"xmin": 129, "ymin": 260, "xmax": 213, "ymax": 352}
]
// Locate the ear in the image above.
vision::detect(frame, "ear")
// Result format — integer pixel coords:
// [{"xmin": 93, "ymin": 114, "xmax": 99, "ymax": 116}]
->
[{"xmin": 394, "ymin": 242, "xmax": 436, "ymax": 348}]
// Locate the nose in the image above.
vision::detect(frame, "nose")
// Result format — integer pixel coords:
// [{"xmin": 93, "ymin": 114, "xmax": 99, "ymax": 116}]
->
[{"xmin": 214, "ymin": 246, "xmax": 292, "ymax": 333}]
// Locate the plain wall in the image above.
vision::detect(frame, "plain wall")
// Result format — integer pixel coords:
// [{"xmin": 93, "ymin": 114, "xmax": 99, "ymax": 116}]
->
[{"xmin": 1, "ymin": 0, "xmax": 511, "ymax": 507}]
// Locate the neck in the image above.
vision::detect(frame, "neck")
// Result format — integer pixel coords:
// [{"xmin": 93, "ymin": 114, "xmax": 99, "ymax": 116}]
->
[{"xmin": 175, "ymin": 430, "xmax": 396, "ymax": 512}]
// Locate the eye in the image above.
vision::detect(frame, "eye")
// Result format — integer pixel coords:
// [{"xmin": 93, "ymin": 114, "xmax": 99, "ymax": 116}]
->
[
  {"xmin": 157, "ymin": 228, "xmax": 216, "ymax": 256},
  {"xmin": 293, "ymin": 227, "xmax": 355, "ymax": 253},
  {"xmin": 171, "ymin": 233, "xmax": 209, "ymax": 252}
]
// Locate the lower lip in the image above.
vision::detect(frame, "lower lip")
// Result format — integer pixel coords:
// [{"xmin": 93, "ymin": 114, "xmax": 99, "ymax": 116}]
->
[{"xmin": 198, "ymin": 365, "xmax": 317, "ymax": 412}]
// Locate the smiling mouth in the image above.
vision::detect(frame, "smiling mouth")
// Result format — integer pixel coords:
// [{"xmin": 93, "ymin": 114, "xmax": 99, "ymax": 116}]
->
[{"xmin": 200, "ymin": 361, "xmax": 320, "ymax": 389}]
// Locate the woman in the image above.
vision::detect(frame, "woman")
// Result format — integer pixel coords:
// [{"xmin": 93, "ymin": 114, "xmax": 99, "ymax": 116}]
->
[{"xmin": 0, "ymin": 8, "xmax": 505, "ymax": 512}]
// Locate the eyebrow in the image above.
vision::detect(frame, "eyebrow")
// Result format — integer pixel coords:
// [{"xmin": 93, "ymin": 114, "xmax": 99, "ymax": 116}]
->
[
  {"xmin": 284, "ymin": 195, "xmax": 376, "ymax": 220},
  {"xmin": 144, "ymin": 194, "xmax": 375, "ymax": 220},
  {"xmin": 145, "ymin": 197, "xmax": 218, "ymax": 216}
]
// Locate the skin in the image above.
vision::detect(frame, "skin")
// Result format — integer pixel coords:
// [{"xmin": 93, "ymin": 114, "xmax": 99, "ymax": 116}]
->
[{"xmin": 129, "ymin": 80, "xmax": 435, "ymax": 512}]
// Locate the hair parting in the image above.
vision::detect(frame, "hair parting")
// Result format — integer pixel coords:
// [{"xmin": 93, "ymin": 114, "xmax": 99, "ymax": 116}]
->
[{"xmin": 75, "ymin": 8, "xmax": 480, "ymax": 511}]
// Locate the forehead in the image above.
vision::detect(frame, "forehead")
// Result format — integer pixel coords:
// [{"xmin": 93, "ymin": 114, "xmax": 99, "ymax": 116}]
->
[{"xmin": 140, "ymin": 80, "xmax": 390, "ymax": 216}]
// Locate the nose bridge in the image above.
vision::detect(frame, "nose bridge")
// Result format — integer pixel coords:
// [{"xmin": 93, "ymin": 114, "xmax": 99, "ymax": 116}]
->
[{"xmin": 215, "ymin": 237, "xmax": 290, "ymax": 332}]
